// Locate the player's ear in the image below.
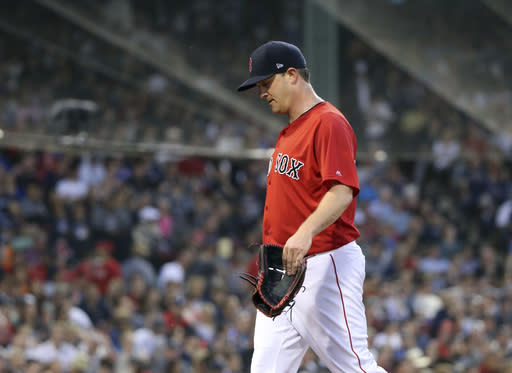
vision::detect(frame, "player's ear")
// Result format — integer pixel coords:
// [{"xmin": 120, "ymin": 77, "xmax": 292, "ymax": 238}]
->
[{"xmin": 285, "ymin": 68, "xmax": 299, "ymax": 85}]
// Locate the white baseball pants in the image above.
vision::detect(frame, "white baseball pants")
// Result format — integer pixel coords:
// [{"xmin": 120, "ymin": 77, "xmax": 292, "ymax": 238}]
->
[{"xmin": 251, "ymin": 241, "xmax": 387, "ymax": 373}]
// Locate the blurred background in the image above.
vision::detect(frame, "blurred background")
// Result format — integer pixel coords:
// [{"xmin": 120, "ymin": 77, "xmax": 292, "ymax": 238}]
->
[{"xmin": 0, "ymin": 0, "xmax": 511, "ymax": 372}]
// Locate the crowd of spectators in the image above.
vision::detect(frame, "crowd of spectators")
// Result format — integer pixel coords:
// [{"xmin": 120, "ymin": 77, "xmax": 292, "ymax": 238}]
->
[
  {"xmin": 0, "ymin": 130, "xmax": 511, "ymax": 372},
  {"xmin": 0, "ymin": 0, "xmax": 276, "ymax": 152},
  {"xmin": 313, "ymin": 0, "xmax": 512, "ymax": 148},
  {"xmin": 1, "ymin": 1, "xmax": 512, "ymax": 372},
  {"xmin": 4, "ymin": 0, "xmax": 512, "ymax": 156},
  {"xmin": 96, "ymin": 0, "xmax": 512, "ymax": 156},
  {"xmin": 0, "ymin": 149, "xmax": 265, "ymax": 373},
  {"xmin": 4, "ymin": 0, "xmax": 509, "ymax": 159}
]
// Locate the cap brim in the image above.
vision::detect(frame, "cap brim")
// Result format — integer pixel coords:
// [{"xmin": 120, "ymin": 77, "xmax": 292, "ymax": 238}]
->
[{"xmin": 237, "ymin": 73, "xmax": 275, "ymax": 92}]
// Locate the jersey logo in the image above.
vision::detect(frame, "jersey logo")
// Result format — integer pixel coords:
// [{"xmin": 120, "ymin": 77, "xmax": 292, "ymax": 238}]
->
[{"xmin": 274, "ymin": 153, "xmax": 305, "ymax": 180}]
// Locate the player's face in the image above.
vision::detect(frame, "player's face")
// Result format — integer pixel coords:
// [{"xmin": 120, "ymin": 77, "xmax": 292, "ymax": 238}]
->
[{"xmin": 257, "ymin": 73, "xmax": 291, "ymax": 116}]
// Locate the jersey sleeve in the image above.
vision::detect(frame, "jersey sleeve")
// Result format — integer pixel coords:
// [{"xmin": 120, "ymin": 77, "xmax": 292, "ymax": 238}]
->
[{"xmin": 314, "ymin": 113, "xmax": 360, "ymax": 196}]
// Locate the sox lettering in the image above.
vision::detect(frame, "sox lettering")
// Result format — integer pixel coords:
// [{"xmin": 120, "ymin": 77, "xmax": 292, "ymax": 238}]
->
[{"xmin": 272, "ymin": 153, "xmax": 305, "ymax": 180}]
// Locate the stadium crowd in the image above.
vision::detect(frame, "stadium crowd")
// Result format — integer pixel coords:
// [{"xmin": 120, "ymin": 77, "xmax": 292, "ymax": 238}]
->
[
  {"xmin": 0, "ymin": 131, "xmax": 511, "ymax": 372},
  {"xmin": 1, "ymin": 1, "xmax": 512, "ymax": 373},
  {"xmin": 4, "ymin": 0, "xmax": 510, "ymax": 159}
]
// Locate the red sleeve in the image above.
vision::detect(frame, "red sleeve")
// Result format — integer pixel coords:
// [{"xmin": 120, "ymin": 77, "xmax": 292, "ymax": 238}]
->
[{"xmin": 314, "ymin": 114, "xmax": 359, "ymax": 196}]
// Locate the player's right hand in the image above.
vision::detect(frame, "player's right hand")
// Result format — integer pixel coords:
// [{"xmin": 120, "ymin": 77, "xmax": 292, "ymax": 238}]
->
[{"xmin": 283, "ymin": 231, "xmax": 311, "ymax": 275}]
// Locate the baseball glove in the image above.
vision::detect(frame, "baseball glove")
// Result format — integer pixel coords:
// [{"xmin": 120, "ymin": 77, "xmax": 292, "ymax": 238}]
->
[{"xmin": 240, "ymin": 244, "xmax": 307, "ymax": 318}]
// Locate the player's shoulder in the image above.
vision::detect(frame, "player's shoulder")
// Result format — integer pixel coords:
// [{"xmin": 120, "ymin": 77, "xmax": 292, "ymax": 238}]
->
[{"xmin": 313, "ymin": 102, "xmax": 351, "ymax": 129}]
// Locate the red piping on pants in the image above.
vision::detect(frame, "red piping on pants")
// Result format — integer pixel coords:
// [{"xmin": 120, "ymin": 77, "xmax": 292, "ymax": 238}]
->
[{"xmin": 330, "ymin": 254, "xmax": 367, "ymax": 373}]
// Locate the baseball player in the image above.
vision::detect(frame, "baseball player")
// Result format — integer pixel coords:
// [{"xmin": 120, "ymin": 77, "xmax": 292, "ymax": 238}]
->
[{"xmin": 237, "ymin": 41, "xmax": 387, "ymax": 373}]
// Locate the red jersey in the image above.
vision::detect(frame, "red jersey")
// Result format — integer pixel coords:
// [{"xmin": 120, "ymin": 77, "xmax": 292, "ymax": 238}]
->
[
  {"xmin": 262, "ymin": 102, "xmax": 360, "ymax": 255},
  {"xmin": 78, "ymin": 257, "xmax": 121, "ymax": 294}
]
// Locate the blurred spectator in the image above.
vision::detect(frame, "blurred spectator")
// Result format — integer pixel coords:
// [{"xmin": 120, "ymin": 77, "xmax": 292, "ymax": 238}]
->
[
  {"xmin": 431, "ymin": 127, "xmax": 460, "ymax": 176},
  {"xmin": 76, "ymin": 241, "xmax": 121, "ymax": 295},
  {"xmin": 24, "ymin": 321, "xmax": 79, "ymax": 371},
  {"xmin": 55, "ymin": 162, "xmax": 89, "ymax": 202}
]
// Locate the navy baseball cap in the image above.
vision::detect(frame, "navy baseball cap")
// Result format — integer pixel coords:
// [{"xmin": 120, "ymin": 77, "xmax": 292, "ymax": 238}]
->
[{"xmin": 237, "ymin": 41, "xmax": 307, "ymax": 91}]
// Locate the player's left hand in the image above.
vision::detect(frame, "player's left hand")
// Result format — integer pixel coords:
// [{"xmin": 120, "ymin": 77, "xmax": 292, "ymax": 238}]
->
[{"xmin": 283, "ymin": 231, "xmax": 312, "ymax": 275}]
